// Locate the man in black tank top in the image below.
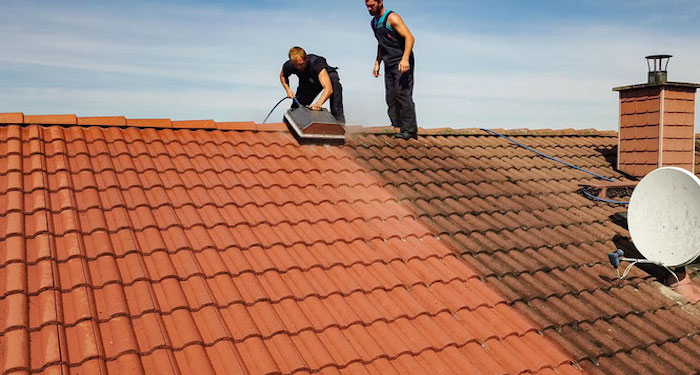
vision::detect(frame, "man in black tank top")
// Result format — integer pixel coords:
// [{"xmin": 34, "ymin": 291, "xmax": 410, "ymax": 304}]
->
[
  {"xmin": 280, "ymin": 46, "xmax": 345, "ymax": 123},
  {"xmin": 366, "ymin": 0, "xmax": 417, "ymax": 140}
]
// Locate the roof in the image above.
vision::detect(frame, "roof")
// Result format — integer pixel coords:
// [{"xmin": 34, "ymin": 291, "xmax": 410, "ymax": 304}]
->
[{"xmin": 1, "ymin": 112, "xmax": 700, "ymax": 375}]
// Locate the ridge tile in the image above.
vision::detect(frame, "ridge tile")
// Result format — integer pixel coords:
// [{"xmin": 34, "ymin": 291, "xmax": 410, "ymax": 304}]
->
[
  {"xmin": 0, "ymin": 112, "xmax": 24, "ymax": 124},
  {"xmin": 24, "ymin": 114, "xmax": 77, "ymax": 125},
  {"xmin": 78, "ymin": 116, "xmax": 128, "ymax": 126},
  {"xmin": 126, "ymin": 118, "xmax": 172, "ymax": 128}
]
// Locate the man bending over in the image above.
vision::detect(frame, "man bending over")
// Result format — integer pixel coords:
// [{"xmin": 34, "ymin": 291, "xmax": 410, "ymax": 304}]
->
[{"xmin": 280, "ymin": 46, "xmax": 345, "ymax": 123}]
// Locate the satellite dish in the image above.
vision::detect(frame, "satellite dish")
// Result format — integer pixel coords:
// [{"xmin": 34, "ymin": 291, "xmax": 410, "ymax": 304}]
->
[{"xmin": 628, "ymin": 167, "xmax": 700, "ymax": 267}]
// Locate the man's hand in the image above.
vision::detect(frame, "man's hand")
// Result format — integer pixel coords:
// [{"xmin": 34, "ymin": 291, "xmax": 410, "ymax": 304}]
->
[
  {"xmin": 372, "ymin": 61, "xmax": 381, "ymax": 77},
  {"xmin": 310, "ymin": 103, "xmax": 323, "ymax": 111},
  {"xmin": 398, "ymin": 58, "xmax": 410, "ymax": 74},
  {"xmin": 286, "ymin": 89, "xmax": 295, "ymax": 98}
]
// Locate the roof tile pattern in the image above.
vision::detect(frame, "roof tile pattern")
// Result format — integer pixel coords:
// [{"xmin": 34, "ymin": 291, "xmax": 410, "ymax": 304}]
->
[
  {"xmin": 344, "ymin": 133, "xmax": 700, "ymax": 375},
  {"xmin": 1, "ymin": 124, "xmax": 586, "ymax": 375}
]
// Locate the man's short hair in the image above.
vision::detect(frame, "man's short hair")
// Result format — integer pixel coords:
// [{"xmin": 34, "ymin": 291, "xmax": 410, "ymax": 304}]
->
[{"xmin": 289, "ymin": 46, "xmax": 307, "ymax": 61}]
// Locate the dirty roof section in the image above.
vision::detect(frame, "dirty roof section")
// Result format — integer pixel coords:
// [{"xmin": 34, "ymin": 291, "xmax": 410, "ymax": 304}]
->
[
  {"xmin": 1, "ymin": 113, "xmax": 700, "ymax": 375},
  {"xmin": 346, "ymin": 129, "xmax": 700, "ymax": 375}
]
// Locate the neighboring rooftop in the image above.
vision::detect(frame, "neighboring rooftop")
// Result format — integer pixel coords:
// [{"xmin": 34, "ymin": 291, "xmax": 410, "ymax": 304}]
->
[{"xmin": 1, "ymin": 112, "xmax": 699, "ymax": 375}]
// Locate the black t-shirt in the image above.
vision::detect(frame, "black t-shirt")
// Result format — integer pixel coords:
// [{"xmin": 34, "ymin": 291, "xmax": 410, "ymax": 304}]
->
[{"xmin": 282, "ymin": 54, "xmax": 336, "ymax": 88}]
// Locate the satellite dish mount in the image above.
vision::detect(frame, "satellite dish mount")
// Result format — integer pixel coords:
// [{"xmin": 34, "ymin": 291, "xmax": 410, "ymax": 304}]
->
[{"xmin": 608, "ymin": 167, "xmax": 700, "ymax": 286}]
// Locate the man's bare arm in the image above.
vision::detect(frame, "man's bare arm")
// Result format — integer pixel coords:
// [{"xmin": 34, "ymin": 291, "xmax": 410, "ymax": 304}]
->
[
  {"xmin": 373, "ymin": 45, "xmax": 382, "ymax": 77},
  {"xmin": 280, "ymin": 70, "xmax": 295, "ymax": 98},
  {"xmin": 310, "ymin": 69, "xmax": 333, "ymax": 110},
  {"xmin": 387, "ymin": 12, "xmax": 414, "ymax": 73}
]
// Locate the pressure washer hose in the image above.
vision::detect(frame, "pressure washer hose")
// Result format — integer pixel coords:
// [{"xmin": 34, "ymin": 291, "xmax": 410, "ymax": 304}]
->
[
  {"xmin": 267, "ymin": 106, "xmax": 630, "ymax": 204},
  {"xmin": 262, "ymin": 96, "xmax": 302, "ymax": 124},
  {"xmin": 480, "ymin": 128, "xmax": 630, "ymax": 205}
]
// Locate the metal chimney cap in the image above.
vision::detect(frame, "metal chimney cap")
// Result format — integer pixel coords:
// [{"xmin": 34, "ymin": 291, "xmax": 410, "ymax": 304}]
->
[
  {"xmin": 645, "ymin": 54, "xmax": 672, "ymax": 73},
  {"xmin": 613, "ymin": 54, "xmax": 700, "ymax": 91},
  {"xmin": 645, "ymin": 54, "xmax": 673, "ymax": 60}
]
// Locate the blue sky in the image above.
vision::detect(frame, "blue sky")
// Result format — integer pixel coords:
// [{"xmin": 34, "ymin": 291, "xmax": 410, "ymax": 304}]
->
[{"xmin": 1, "ymin": 0, "xmax": 699, "ymax": 130}]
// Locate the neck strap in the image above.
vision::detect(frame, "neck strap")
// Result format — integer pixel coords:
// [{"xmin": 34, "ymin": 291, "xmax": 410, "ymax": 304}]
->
[{"xmin": 375, "ymin": 10, "xmax": 393, "ymax": 30}]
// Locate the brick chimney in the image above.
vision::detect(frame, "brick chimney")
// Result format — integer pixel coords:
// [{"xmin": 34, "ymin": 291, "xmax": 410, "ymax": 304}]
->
[{"xmin": 613, "ymin": 55, "xmax": 699, "ymax": 177}]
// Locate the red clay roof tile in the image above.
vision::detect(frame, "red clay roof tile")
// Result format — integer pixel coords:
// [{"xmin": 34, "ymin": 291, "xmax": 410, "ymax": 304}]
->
[
  {"xmin": 24, "ymin": 114, "xmax": 77, "ymax": 125},
  {"xmin": 77, "ymin": 116, "xmax": 127, "ymax": 126},
  {"xmin": 215, "ymin": 121, "xmax": 258, "ymax": 131},
  {"xmin": 172, "ymin": 119, "xmax": 216, "ymax": 129},
  {"xmin": 126, "ymin": 118, "xmax": 172, "ymax": 128},
  {"xmin": 2, "ymin": 115, "xmax": 699, "ymax": 374},
  {"xmin": 257, "ymin": 122, "xmax": 288, "ymax": 132},
  {"xmin": 0, "ymin": 112, "xmax": 24, "ymax": 123}
]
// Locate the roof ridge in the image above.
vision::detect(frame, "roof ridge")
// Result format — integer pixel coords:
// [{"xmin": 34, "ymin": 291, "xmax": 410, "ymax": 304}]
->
[
  {"xmin": 347, "ymin": 125, "xmax": 619, "ymax": 137},
  {"xmin": 2, "ymin": 112, "xmax": 627, "ymax": 136},
  {"xmin": 0, "ymin": 112, "xmax": 287, "ymax": 132}
]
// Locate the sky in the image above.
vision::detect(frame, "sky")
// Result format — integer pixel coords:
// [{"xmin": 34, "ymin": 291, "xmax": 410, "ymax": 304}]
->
[{"xmin": 1, "ymin": 0, "xmax": 699, "ymax": 130}]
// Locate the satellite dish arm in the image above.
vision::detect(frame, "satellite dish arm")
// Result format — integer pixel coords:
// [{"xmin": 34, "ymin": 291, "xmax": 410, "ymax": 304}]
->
[{"xmin": 608, "ymin": 249, "xmax": 681, "ymax": 287}]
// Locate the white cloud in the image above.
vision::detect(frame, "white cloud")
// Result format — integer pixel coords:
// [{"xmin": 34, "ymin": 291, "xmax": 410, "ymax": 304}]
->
[{"xmin": 412, "ymin": 23, "xmax": 700, "ymax": 129}]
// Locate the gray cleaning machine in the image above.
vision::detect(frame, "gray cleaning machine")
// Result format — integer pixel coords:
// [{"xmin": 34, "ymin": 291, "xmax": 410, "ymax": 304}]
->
[{"xmin": 284, "ymin": 106, "xmax": 345, "ymax": 141}]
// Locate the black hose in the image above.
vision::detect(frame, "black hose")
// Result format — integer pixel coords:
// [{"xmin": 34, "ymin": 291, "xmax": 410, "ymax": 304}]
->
[
  {"xmin": 480, "ymin": 128, "xmax": 615, "ymax": 182},
  {"xmin": 262, "ymin": 97, "xmax": 303, "ymax": 124},
  {"xmin": 581, "ymin": 188, "xmax": 630, "ymax": 205},
  {"xmin": 481, "ymin": 128, "xmax": 631, "ymax": 205},
  {"xmin": 262, "ymin": 97, "xmax": 289, "ymax": 124}
]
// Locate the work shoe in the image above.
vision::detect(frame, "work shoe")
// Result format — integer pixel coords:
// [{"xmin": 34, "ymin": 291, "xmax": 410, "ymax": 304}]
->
[{"xmin": 394, "ymin": 132, "xmax": 417, "ymax": 140}]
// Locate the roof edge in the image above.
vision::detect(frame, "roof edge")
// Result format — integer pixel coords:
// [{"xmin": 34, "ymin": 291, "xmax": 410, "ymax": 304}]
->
[
  {"xmin": 347, "ymin": 125, "xmax": 619, "ymax": 137},
  {"xmin": 1, "ymin": 112, "xmax": 627, "ymax": 137},
  {"xmin": 0, "ymin": 112, "xmax": 288, "ymax": 132}
]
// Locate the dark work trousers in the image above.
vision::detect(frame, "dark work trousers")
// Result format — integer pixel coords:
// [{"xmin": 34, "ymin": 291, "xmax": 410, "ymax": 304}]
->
[
  {"xmin": 384, "ymin": 63, "xmax": 417, "ymax": 134},
  {"xmin": 292, "ymin": 71, "xmax": 345, "ymax": 123}
]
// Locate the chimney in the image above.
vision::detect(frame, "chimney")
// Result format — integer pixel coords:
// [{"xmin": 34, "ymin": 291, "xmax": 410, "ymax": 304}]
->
[{"xmin": 613, "ymin": 55, "xmax": 699, "ymax": 177}]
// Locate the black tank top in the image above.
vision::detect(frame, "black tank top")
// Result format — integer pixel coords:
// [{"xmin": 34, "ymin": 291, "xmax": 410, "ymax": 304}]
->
[{"xmin": 371, "ymin": 10, "xmax": 411, "ymax": 67}]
